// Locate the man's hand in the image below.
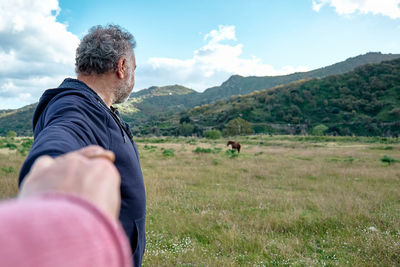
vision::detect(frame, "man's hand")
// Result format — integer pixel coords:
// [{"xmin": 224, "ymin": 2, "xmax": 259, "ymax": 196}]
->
[{"xmin": 19, "ymin": 146, "xmax": 121, "ymax": 220}]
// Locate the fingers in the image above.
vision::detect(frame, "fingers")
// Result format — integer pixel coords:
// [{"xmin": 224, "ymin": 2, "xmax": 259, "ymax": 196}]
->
[
  {"xmin": 76, "ymin": 145, "xmax": 116, "ymax": 162},
  {"xmin": 88, "ymin": 150, "xmax": 115, "ymax": 162},
  {"xmin": 30, "ymin": 155, "xmax": 55, "ymax": 173},
  {"xmin": 19, "ymin": 145, "xmax": 121, "ymax": 220},
  {"xmin": 19, "ymin": 155, "xmax": 55, "ymax": 188}
]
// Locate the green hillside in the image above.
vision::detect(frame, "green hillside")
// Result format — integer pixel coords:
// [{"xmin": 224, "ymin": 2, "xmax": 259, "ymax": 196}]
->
[
  {"xmin": 131, "ymin": 84, "xmax": 195, "ymax": 98},
  {"xmin": 1, "ymin": 52, "xmax": 399, "ymax": 137},
  {"xmin": 182, "ymin": 58, "xmax": 400, "ymax": 136},
  {"xmin": 118, "ymin": 52, "xmax": 400, "ymax": 133},
  {"xmin": 0, "ymin": 104, "xmax": 37, "ymax": 136},
  {"xmin": 192, "ymin": 52, "xmax": 400, "ymax": 104},
  {"xmin": 116, "ymin": 85, "xmax": 197, "ymax": 115}
]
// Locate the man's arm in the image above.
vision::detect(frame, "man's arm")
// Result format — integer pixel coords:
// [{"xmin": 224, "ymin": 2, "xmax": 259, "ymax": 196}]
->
[
  {"xmin": 0, "ymin": 194, "xmax": 132, "ymax": 267},
  {"xmin": 19, "ymin": 95, "xmax": 109, "ymax": 185},
  {"xmin": 0, "ymin": 146, "xmax": 132, "ymax": 267}
]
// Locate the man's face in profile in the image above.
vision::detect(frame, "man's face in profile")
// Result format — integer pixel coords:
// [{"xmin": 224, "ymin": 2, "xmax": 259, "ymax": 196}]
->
[{"xmin": 115, "ymin": 51, "xmax": 136, "ymax": 104}]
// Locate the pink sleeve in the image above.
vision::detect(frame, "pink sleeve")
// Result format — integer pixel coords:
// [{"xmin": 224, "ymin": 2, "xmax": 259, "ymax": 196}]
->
[{"xmin": 0, "ymin": 193, "xmax": 133, "ymax": 267}]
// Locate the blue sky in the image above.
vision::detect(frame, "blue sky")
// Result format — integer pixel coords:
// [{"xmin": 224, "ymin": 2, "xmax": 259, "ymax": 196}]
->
[{"xmin": 1, "ymin": 0, "xmax": 400, "ymax": 109}]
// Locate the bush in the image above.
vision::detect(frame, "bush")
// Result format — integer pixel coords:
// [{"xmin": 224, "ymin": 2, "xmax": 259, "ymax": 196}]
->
[
  {"xmin": 1, "ymin": 166, "xmax": 14, "ymax": 174},
  {"xmin": 225, "ymin": 149, "xmax": 239, "ymax": 158},
  {"xmin": 6, "ymin": 131, "xmax": 17, "ymax": 138},
  {"xmin": 193, "ymin": 147, "xmax": 221, "ymax": 154},
  {"xmin": 381, "ymin": 155, "xmax": 399, "ymax": 165},
  {"xmin": 204, "ymin": 129, "xmax": 222, "ymax": 139},
  {"xmin": 162, "ymin": 148, "xmax": 175, "ymax": 157},
  {"xmin": 6, "ymin": 143, "xmax": 17, "ymax": 150},
  {"xmin": 311, "ymin": 124, "xmax": 328, "ymax": 136},
  {"xmin": 178, "ymin": 122, "xmax": 194, "ymax": 136},
  {"xmin": 143, "ymin": 145, "xmax": 157, "ymax": 150},
  {"xmin": 21, "ymin": 139, "xmax": 33, "ymax": 149}
]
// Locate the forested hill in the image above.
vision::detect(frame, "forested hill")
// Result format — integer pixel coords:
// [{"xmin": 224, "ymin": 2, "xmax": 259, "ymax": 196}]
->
[
  {"xmin": 1, "ymin": 52, "xmax": 399, "ymax": 136},
  {"xmin": 117, "ymin": 52, "xmax": 400, "ymax": 128},
  {"xmin": 182, "ymin": 58, "xmax": 400, "ymax": 136},
  {"xmin": 196, "ymin": 52, "xmax": 400, "ymax": 104},
  {"xmin": 131, "ymin": 84, "xmax": 195, "ymax": 98},
  {"xmin": 0, "ymin": 103, "xmax": 37, "ymax": 136}
]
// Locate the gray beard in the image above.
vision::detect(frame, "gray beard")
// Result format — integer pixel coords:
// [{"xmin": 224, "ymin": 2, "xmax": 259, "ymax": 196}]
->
[{"xmin": 113, "ymin": 83, "xmax": 132, "ymax": 104}]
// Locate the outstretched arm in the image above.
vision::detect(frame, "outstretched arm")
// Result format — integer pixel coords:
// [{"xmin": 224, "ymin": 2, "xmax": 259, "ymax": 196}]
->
[
  {"xmin": 19, "ymin": 95, "xmax": 109, "ymax": 185},
  {"xmin": 0, "ymin": 146, "xmax": 132, "ymax": 267}
]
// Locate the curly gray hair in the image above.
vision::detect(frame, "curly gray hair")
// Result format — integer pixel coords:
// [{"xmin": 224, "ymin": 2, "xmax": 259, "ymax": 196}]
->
[{"xmin": 75, "ymin": 24, "xmax": 136, "ymax": 75}]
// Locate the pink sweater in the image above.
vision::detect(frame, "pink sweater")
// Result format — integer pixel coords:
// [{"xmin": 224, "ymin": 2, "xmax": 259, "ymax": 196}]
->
[{"xmin": 0, "ymin": 193, "xmax": 132, "ymax": 267}]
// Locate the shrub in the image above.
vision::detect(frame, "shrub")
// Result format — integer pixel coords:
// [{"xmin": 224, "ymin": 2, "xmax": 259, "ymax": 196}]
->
[
  {"xmin": 311, "ymin": 124, "xmax": 328, "ymax": 136},
  {"xmin": 6, "ymin": 131, "xmax": 17, "ymax": 138},
  {"xmin": 193, "ymin": 147, "xmax": 221, "ymax": 154},
  {"xmin": 162, "ymin": 148, "xmax": 175, "ymax": 157},
  {"xmin": 381, "ymin": 155, "xmax": 399, "ymax": 165},
  {"xmin": 204, "ymin": 129, "xmax": 222, "ymax": 140},
  {"xmin": 143, "ymin": 145, "xmax": 157, "ymax": 150},
  {"xmin": 178, "ymin": 122, "xmax": 194, "ymax": 136},
  {"xmin": 21, "ymin": 139, "xmax": 33, "ymax": 149},
  {"xmin": 6, "ymin": 143, "xmax": 17, "ymax": 150},
  {"xmin": 1, "ymin": 166, "xmax": 14, "ymax": 174},
  {"xmin": 225, "ymin": 149, "xmax": 239, "ymax": 158}
]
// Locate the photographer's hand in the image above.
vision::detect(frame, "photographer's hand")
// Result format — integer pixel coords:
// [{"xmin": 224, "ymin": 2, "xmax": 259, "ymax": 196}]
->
[{"xmin": 19, "ymin": 145, "xmax": 121, "ymax": 220}]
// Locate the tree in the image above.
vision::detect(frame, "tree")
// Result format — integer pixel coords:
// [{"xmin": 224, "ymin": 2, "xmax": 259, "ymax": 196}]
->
[
  {"xmin": 311, "ymin": 124, "xmax": 328, "ymax": 136},
  {"xmin": 6, "ymin": 130, "xmax": 17, "ymax": 138},
  {"xmin": 224, "ymin": 118, "xmax": 253, "ymax": 136},
  {"xmin": 178, "ymin": 122, "xmax": 194, "ymax": 136},
  {"xmin": 179, "ymin": 116, "xmax": 191, "ymax": 124},
  {"xmin": 204, "ymin": 129, "xmax": 221, "ymax": 139}
]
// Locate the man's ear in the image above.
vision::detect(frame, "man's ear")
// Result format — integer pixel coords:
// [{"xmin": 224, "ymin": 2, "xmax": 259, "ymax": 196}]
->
[{"xmin": 117, "ymin": 57, "xmax": 127, "ymax": 79}]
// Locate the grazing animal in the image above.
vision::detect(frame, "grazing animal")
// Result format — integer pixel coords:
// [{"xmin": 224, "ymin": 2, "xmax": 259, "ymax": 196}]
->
[{"xmin": 227, "ymin": 141, "xmax": 241, "ymax": 153}]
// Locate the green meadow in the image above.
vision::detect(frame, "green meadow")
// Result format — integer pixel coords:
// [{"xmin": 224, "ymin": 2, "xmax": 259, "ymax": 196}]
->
[{"xmin": 1, "ymin": 135, "xmax": 400, "ymax": 266}]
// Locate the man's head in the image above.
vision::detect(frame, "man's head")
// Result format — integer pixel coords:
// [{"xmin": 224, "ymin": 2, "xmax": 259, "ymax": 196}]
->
[{"xmin": 75, "ymin": 25, "xmax": 136, "ymax": 104}]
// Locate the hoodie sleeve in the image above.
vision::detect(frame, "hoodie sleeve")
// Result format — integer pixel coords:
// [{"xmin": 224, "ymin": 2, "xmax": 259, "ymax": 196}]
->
[
  {"xmin": 19, "ymin": 94, "xmax": 110, "ymax": 185},
  {"xmin": 0, "ymin": 193, "xmax": 133, "ymax": 267}
]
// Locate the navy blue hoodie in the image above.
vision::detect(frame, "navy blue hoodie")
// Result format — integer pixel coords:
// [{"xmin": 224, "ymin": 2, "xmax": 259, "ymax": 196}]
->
[{"xmin": 19, "ymin": 78, "xmax": 146, "ymax": 266}]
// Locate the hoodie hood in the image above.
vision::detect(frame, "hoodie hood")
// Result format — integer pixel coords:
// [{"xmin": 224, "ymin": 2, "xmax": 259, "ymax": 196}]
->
[{"xmin": 32, "ymin": 78, "xmax": 104, "ymax": 130}]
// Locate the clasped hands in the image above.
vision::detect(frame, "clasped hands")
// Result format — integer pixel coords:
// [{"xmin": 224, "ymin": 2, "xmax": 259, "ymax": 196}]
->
[{"xmin": 19, "ymin": 145, "xmax": 121, "ymax": 220}]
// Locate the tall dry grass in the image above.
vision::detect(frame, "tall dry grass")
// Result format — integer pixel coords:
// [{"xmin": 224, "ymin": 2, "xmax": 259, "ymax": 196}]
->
[
  {"xmin": 140, "ymin": 137, "xmax": 400, "ymax": 266},
  {"xmin": 1, "ymin": 136, "xmax": 399, "ymax": 266},
  {"xmin": 0, "ymin": 150, "xmax": 23, "ymax": 199}
]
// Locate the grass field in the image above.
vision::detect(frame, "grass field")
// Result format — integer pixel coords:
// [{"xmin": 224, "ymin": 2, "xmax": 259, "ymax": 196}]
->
[{"xmin": 1, "ymin": 135, "xmax": 400, "ymax": 266}]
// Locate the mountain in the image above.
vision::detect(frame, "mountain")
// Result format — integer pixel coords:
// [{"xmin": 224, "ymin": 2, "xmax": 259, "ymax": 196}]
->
[
  {"xmin": 116, "ymin": 85, "xmax": 197, "ymax": 116},
  {"xmin": 180, "ymin": 58, "xmax": 400, "ymax": 136},
  {"xmin": 131, "ymin": 84, "xmax": 195, "ymax": 98},
  {"xmin": 0, "ymin": 103, "xmax": 37, "ymax": 136},
  {"xmin": 1, "ymin": 52, "xmax": 399, "ymax": 136},
  {"xmin": 116, "ymin": 52, "xmax": 400, "ymax": 131},
  {"xmin": 193, "ymin": 52, "xmax": 400, "ymax": 104}
]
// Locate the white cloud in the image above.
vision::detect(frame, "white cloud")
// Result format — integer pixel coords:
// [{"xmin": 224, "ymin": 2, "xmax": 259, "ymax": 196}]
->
[
  {"xmin": 136, "ymin": 25, "xmax": 308, "ymax": 92},
  {"xmin": 0, "ymin": 0, "xmax": 79, "ymax": 109},
  {"xmin": 312, "ymin": 0, "xmax": 400, "ymax": 19},
  {"xmin": 204, "ymin": 25, "xmax": 237, "ymax": 44}
]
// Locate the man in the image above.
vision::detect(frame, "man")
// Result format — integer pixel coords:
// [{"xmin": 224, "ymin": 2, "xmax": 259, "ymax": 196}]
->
[{"xmin": 19, "ymin": 25, "xmax": 146, "ymax": 267}]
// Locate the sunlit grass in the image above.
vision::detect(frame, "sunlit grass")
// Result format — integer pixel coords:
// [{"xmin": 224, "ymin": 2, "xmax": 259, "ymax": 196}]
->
[
  {"xmin": 140, "ymin": 136, "xmax": 400, "ymax": 266},
  {"xmin": 1, "ymin": 135, "xmax": 399, "ymax": 266}
]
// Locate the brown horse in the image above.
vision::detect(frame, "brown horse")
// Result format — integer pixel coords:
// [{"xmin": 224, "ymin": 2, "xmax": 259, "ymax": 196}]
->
[{"xmin": 227, "ymin": 141, "xmax": 241, "ymax": 153}]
